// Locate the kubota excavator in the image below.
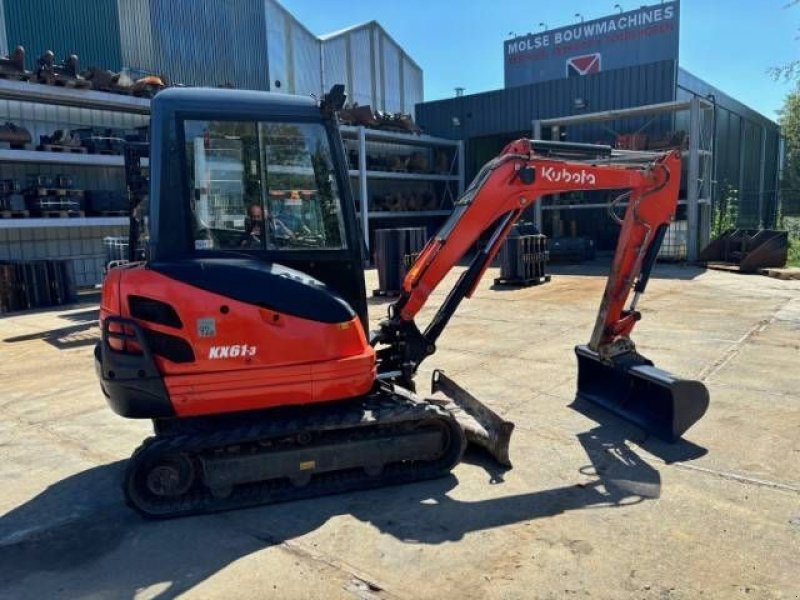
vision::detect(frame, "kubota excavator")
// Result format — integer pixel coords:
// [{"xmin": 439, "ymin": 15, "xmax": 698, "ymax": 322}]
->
[{"xmin": 95, "ymin": 86, "xmax": 709, "ymax": 518}]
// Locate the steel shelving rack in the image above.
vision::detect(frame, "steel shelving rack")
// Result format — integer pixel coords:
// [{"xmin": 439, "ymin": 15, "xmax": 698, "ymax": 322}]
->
[{"xmin": 340, "ymin": 125, "xmax": 464, "ymax": 250}]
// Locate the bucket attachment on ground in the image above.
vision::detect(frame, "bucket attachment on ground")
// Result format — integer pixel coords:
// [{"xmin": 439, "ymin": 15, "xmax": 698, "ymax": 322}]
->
[
  {"xmin": 429, "ymin": 370, "xmax": 515, "ymax": 467},
  {"xmin": 575, "ymin": 345, "xmax": 709, "ymax": 442},
  {"xmin": 699, "ymin": 228, "xmax": 788, "ymax": 273}
]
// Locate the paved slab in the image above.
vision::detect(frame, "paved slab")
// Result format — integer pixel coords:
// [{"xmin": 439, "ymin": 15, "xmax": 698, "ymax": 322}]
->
[{"xmin": 0, "ymin": 263, "xmax": 798, "ymax": 599}]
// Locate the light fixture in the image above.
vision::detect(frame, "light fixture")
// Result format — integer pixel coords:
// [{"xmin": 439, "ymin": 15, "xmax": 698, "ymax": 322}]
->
[
  {"xmin": 451, "ymin": 117, "xmax": 461, "ymax": 127},
  {"xmin": 574, "ymin": 13, "xmax": 584, "ymax": 22},
  {"xmin": 538, "ymin": 22, "xmax": 548, "ymax": 31},
  {"xmin": 574, "ymin": 97, "xmax": 587, "ymax": 110},
  {"xmin": 614, "ymin": 3, "xmax": 623, "ymax": 13}
]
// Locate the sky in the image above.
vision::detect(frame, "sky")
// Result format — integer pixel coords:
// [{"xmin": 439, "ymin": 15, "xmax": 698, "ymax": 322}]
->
[{"xmin": 281, "ymin": 0, "xmax": 798, "ymax": 121}]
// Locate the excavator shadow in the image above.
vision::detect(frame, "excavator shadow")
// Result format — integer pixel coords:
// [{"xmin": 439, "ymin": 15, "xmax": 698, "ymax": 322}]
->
[
  {"xmin": 0, "ymin": 418, "xmax": 706, "ymax": 599},
  {"xmin": 2, "ymin": 307, "xmax": 100, "ymax": 350},
  {"xmin": 2, "ymin": 321, "xmax": 99, "ymax": 350}
]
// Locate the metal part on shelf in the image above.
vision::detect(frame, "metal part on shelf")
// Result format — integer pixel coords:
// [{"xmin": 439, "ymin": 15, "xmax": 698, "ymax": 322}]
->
[
  {"xmin": 341, "ymin": 125, "xmax": 464, "ymax": 250},
  {"xmin": 0, "ymin": 78, "xmax": 150, "ymax": 114}
]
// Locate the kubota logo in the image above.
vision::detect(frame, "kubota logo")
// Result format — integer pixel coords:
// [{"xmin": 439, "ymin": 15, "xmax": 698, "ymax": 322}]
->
[
  {"xmin": 541, "ymin": 166, "xmax": 596, "ymax": 186},
  {"xmin": 208, "ymin": 345, "xmax": 257, "ymax": 359}
]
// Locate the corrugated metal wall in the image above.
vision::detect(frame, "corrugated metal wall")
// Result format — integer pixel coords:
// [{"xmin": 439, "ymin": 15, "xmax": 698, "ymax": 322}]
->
[
  {"xmin": 0, "ymin": 0, "xmax": 8, "ymax": 56},
  {"xmin": 116, "ymin": 0, "xmax": 153, "ymax": 74},
  {"xmin": 290, "ymin": 15, "xmax": 322, "ymax": 96},
  {"xmin": 677, "ymin": 69, "xmax": 781, "ymax": 228},
  {"xmin": 417, "ymin": 60, "xmax": 676, "ymax": 141},
  {"xmin": 416, "ymin": 60, "xmax": 676, "ymax": 179},
  {"xmin": 417, "ymin": 62, "xmax": 781, "ymax": 230},
  {"xmin": 264, "ymin": 0, "xmax": 321, "ymax": 95},
  {"xmin": 321, "ymin": 22, "xmax": 423, "ymax": 114},
  {"xmin": 1, "ymin": 1, "xmax": 419, "ymax": 106},
  {"xmin": 2, "ymin": 0, "xmax": 123, "ymax": 71},
  {"xmin": 143, "ymin": 0, "xmax": 269, "ymax": 89},
  {"xmin": 402, "ymin": 55, "xmax": 422, "ymax": 115}
]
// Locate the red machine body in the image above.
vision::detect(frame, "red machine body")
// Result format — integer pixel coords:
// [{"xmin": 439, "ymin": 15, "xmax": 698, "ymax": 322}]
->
[{"xmin": 100, "ymin": 265, "xmax": 375, "ymax": 417}]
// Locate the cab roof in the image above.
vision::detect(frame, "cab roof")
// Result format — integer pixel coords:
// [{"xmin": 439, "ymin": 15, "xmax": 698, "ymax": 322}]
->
[{"xmin": 151, "ymin": 87, "xmax": 322, "ymax": 121}]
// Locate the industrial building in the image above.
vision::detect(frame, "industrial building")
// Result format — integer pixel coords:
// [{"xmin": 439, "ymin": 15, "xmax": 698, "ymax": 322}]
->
[
  {"xmin": 0, "ymin": 0, "xmax": 422, "ymax": 113},
  {"xmin": 416, "ymin": 1, "xmax": 782, "ymax": 260},
  {"xmin": 0, "ymin": 0, "xmax": 436, "ymax": 290},
  {"xmin": 0, "ymin": 0, "xmax": 785, "ymax": 291}
]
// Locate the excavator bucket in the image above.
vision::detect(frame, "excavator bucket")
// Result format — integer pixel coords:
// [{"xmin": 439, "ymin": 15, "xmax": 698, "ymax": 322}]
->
[
  {"xmin": 429, "ymin": 370, "xmax": 515, "ymax": 467},
  {"xmin": 575, "ymin": 345, "xmax": 709, "ymax": 442}
]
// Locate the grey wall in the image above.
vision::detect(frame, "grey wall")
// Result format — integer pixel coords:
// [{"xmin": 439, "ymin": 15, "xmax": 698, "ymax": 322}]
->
[
  {"xmin": 416, "ymin": 60, "xmax": 676, "ymax": 179},
  {"xmin": 0, "ymin": 224, "xmax": 128, "ymax": 287},
  {"xmin": 416, "ymin": 61, "xmax": 781, "ymax": 230},
  {"xmin": 321, "ymin": 22, "xmax": 423, "ymax": 114}
]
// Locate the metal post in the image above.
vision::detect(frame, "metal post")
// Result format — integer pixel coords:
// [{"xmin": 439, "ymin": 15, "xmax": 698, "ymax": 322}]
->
[
  {"xmin": 532, "ymin": 119, "xmax": 542, "ymax": 140},
  {"xmin": 758, "ymin": 126, "xmax": 767, "ymax": 229},
  {"xmin": 738, "ymin": 117, "xmax": 746, "ymax": 226},
  {"xmin": 534, "ymin": 198, "xmax": 543, "ymax": 232},
  {"xmin": 358, "ymin": 126, "xmax": 369, "ymax": 251},
  {"xmin": 698, "ymin": 104, "xmax": 714, "ymax": 250},
  {"xmin": 457, "ymin": 140, "xmax": 465, "ymax": 195},
  {"xmin": 686, "ymin": 96, "xmax": 701, "ymax": 262}
]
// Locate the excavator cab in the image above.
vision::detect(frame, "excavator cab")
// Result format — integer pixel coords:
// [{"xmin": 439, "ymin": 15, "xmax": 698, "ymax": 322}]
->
[{"xmin": 141, "ymin": 86, "xmax": 368, "ymax": 327}]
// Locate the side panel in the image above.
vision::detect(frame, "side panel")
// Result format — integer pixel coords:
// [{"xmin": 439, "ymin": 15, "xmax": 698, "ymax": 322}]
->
[{"xmin": 105, "ymin": 267, "xmax": 375, "ymax": 417}]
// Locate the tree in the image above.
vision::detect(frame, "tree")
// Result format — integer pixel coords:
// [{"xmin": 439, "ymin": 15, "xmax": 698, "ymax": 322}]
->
[
  {"xmin": 778, "ymin": 88, "xmax": 800, "ymax": 265},
  {"xmin": 769, "ymin": 1, "xmax": 800, "ymax": 82},
  {"xmin": 778, "ymin": 88, "xmax": 800, "ymax": 217}
]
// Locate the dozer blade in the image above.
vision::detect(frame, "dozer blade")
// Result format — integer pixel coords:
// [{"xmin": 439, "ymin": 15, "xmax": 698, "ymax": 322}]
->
[
  {"xmin": 429, "ymin": 369, "xmax": 515, "ymax": 467},
  {"xmin": 575, "ymin": 345, "xmax": 709, "ymax": 442}
]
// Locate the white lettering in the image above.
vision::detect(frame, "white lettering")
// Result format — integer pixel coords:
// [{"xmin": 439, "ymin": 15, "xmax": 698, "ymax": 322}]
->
[
  {"xmin": 541, "ymin": 166, "xmax": 597, "ymax": 186},
  {"xmin": 208, "ymin": 344, "xmax": 258, "ymax": 360},
  {"xmin": 663, "ymin": 5, "xmax": 674, "ymax": 19}
]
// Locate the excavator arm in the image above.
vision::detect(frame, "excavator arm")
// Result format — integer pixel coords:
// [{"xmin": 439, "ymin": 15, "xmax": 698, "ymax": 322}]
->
[{"xmin": 372, "ymin": 139, "xmax": 708, "ymax": 444}]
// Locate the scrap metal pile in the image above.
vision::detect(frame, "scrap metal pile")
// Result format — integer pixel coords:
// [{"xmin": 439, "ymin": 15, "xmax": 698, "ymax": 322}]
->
[{"xmin": 0, "ymin": 45, "xmax": 166, "ymax": 97}]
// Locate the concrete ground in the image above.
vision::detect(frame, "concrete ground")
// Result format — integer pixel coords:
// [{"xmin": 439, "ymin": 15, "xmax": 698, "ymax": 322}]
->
[{"xmin": 0, "ymin": 262, "xmax": 798, "ymax": 600}]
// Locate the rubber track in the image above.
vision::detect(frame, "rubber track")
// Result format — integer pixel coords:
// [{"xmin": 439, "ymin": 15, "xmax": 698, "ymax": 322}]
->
[{"xmin": 123, "ymin": 389, "xmax": 466, "ymax": 518}]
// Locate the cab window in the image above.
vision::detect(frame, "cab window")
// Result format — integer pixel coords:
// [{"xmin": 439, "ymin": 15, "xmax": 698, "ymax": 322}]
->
[{"xmin": 184, "ymin": 119, "xmax": 348, "ymax": 251}]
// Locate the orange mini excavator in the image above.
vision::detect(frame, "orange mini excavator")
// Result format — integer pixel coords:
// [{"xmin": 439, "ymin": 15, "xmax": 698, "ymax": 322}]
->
[{"xmin": 95, "ymin": 86, "xmax": 709, "ymax": 517}]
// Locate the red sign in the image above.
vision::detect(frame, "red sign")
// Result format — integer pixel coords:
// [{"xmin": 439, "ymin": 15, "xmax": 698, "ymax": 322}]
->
[{"xmin": 566, "ymin": 53, "xmax": 602, "ymax": 77}]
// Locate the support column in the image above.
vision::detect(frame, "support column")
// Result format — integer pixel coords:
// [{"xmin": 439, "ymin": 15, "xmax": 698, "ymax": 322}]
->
[
  {"xmin": 686, "ymin": 96, "xmax": 701, "ymax": 262},
  {"xmin": 738, "ymin": 117, "xmax": 746, "ymax": 226},
  {"xmin": 758, "ymin": 125, "xmax": 767, "ymax": 228},
  {"xmin": 358, "ymin": 126, "xmax": 369, "ymax": 251},
  {"xmin": 457, "ymin": 140, "xmax": 465, "ymax": 195}
]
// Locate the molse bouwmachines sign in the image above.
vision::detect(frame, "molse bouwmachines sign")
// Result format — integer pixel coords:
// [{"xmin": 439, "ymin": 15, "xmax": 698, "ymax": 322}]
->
[{"xmin": 504, "ymin": 1, "xmax": 679, "ymax": 87}]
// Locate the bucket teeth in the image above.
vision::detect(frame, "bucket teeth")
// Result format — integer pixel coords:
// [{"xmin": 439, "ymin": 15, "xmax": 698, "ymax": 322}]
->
[
  {"xmin": 574, "ymin": 345, "xmax": 709, "ymax": 442},
  {"xmin": 430, "ymin": 370, "xmax": 514, "ymax": 467}
]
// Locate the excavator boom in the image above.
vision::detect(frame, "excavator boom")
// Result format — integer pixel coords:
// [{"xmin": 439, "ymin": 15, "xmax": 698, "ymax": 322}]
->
[{"xmin": 373, "ymin": 139, "xmax": 708, "ymax": 444}]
